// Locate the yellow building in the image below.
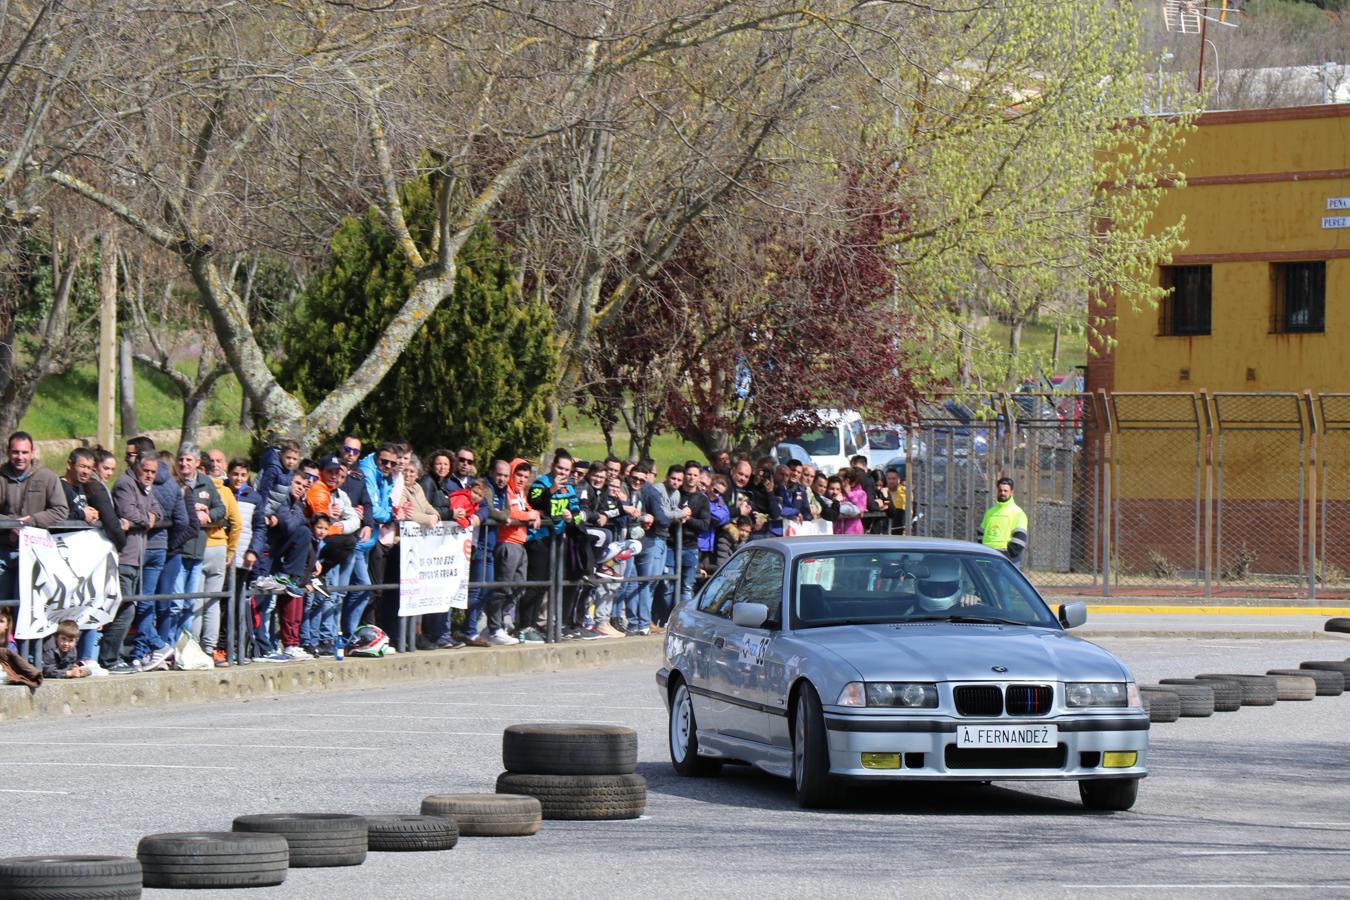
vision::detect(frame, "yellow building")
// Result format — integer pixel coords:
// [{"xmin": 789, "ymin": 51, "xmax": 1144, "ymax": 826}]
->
[
  {"xmin": 1090, "ymin": 103, "xmax": 1349, "ymax": 394},
  {"xmin": 1088, "ymin": 104, "xmax": 1350, "ymax": 587}
]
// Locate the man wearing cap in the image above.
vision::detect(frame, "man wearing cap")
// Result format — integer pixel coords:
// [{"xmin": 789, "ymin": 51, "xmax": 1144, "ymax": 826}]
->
[{"xmin": 304, "ymin": 455, "xmax": 360, "ymax": 654}]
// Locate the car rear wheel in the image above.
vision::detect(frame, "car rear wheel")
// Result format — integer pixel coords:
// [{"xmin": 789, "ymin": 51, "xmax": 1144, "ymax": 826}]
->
[
  {"xmin": 669, "ymin": 679, "xmax": 721, "ymax": 777},
  {"xmin": 792, "ymin": 683, "xmax": 841, "ymax": 809},
  {"xmin": 1079, "ymin": 777, "xmax": 1139, "ymax": 812}
]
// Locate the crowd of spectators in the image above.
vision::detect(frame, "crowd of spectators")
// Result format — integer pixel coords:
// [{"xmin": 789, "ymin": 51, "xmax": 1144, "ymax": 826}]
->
[{"xmin": 0, "ymin": 430, "xmax": 907, "ymax": 678}]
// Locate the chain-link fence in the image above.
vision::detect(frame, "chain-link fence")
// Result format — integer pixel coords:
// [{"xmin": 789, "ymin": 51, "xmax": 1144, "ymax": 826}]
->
[
  {"xmin": 1212, "ymin": 393, "xmax": 1306, "ymax": 591},
  {"xmin": 1108, "ymin": 393, "xmax": 1205, "ymax": 593},
  {"xmin": 1316, "ymin": 394, "xmax": 1350, "ymax": 595}
]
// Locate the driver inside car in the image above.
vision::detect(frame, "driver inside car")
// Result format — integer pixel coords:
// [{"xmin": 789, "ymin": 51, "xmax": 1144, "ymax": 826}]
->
[{"xmin": 915, "ymin": 556, "xmax": 984, "ymax": 610}]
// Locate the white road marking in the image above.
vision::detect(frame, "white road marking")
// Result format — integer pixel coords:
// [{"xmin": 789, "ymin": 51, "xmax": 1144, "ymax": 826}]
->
[
  {"xmin": 1179, "ymin": 849, "xmax": 1350, "ymax": 857},
  {"xmin": 5, "ymin": 762, "xmax": 236, "ymax": 770},
  {"xmin": 213, "ymin": 712, "xmax": 634, "ymax": 724},
  {"xmin": 0, "ymin": 740, "xmax": 389, "ymax": 751},
  {"xmin": 0, "ymin": 789, "xmax": 71, "ymax": 795},
  {"xmin": 91, "ymin": 724, "xmax": 470, "ymax": 736},
  {"xmin": 332, "ymin": 700, "xmax": 664, "ymax": 710},
  {"xmin": 1074, "ymin": 886, "xmax": 1350, "ymax": 891}
]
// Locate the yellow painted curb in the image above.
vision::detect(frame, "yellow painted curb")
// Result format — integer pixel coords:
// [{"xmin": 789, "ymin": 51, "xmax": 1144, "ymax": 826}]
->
[{"xmin": 1084, "ymin": 604, "xmax": 1350, "ymax": 616}]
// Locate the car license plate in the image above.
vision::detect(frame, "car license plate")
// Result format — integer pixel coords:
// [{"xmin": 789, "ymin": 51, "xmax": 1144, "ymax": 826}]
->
[{"xmin": 956, "ymin": 724, "xmax": 1058, "ymax": 748}]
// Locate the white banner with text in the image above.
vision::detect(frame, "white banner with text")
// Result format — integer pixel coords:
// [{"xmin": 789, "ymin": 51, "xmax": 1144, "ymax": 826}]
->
[
  {"xmin": 398, "ymin": 522, "xmax": 473, "ymax": 616},
  {"xmin": 16, "ymin": 526, "xmax": 122, "ymax": 640}
]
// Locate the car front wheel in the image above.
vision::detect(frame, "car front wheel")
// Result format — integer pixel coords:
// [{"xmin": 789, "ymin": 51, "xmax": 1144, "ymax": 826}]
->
[
  {"xmin": 792, "ymin": 683, "xmax": 841, "ymax": 809},
  {"xmin": 1079, "ymin": 777, "xmax": 1139, "ymax": 811},
  {"xmin": 669, "ymin": 679, "xmax": 721, "ymax": 777}
]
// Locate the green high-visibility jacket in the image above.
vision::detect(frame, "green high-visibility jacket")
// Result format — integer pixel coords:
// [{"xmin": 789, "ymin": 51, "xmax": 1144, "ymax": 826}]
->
[{"xmin": 979, "ymin": 498, "xmax": 1027, "ymax": 553}]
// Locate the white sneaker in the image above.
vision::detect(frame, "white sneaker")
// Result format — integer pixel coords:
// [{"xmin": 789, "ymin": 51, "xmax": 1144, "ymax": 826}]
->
[
  {"xmin": 283, "ymin": 645, "xmax": 312, "ymax": 661},
  {"xmin": 486, "ymin": 629, "xmax": 519, "ymax": 646},
  {"xmin": 142, "ymin": 645, "xmax": 175, "ymax": 672},
  {"xmin": 261, "ymin": 650, "xmax": 289, "ymax": 662},
  {"xmin": 81, "ymin": 659, "xmax": 109, "ymax": 677}
]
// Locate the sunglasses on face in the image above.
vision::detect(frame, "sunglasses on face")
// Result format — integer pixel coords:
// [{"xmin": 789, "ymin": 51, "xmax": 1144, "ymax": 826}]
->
[
  {"xmin": 342, "ymin": 447, "xmax": 360, "ymax": 456},
  {"xmin": 378, "ymin": 457, "xmax": 397, "ymax": 467},
  {"xmin": 301, "ymin": 473, "xmax": 319, "ymax": 483},
  {"xmin": 457, "ymin": 457, "xmax": 475, "ymax": 464}
]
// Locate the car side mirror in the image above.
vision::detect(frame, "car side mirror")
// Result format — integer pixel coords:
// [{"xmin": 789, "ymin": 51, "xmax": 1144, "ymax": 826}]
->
[
  {"xmin": 732, "ymin": 602, "xmax": 770, "ymax": 629},
  {"xmin": 1058, "ymin": 601, "xmax": 1087, "ymax": 629}
]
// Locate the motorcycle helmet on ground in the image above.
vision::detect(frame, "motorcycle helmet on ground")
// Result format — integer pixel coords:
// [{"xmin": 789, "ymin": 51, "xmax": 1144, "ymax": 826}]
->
[
  {"xmin": 348, "ymin": 624, "xmax": 390, "ymax": 657},
  {"xmin": 916, "ymin": 556, "xmax": 964, "ymax": 611}
]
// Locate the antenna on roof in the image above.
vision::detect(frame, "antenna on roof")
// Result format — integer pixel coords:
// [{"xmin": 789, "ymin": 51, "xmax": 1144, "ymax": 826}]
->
[{"xmin": 1162, "ymin": 0, "xmax": 1239, "ymax": 93}]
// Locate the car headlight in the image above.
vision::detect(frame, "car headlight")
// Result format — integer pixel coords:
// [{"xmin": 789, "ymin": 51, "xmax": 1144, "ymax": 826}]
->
[
  {"xmin": 836, "ymin": 682, "xmax": 866, "ymax": 706},
  {"xmin": 1127, "ymin": 681, "xmax": 1141, "ymax": 708},
  {"xmin": 1066, "ymin": 682, "xmax": 1128, "ymax": 708},
  {"xmin": 866, "ymin": 682, "xmax": 938, "ymax": 709}
]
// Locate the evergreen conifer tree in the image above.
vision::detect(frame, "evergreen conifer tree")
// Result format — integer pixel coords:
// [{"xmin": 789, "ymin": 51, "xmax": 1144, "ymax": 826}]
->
[{"xmin": 279, "ymin": 176, "xmax": 555, "ymax": 458}]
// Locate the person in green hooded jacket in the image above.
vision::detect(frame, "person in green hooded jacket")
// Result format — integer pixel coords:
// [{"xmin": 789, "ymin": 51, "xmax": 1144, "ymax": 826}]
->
[{"xmin": 979, "ymin": 477, "xmax": 1028, "ymax": 568}]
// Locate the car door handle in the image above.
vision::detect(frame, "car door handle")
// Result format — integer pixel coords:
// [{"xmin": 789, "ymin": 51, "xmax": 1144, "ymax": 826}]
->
[{"xmin": 713, "ymin": 637, "xmax": 725, "ymax": 649}]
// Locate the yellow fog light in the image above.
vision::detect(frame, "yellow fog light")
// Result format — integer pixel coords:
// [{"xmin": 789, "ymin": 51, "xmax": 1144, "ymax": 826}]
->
[
  {"xmin": 1102, "ymin": 751, "xmax": 1137, "ymax": 768},
  {"xmin": 861, "ymin": 753, "xmax": 901, "ymax": 769}
]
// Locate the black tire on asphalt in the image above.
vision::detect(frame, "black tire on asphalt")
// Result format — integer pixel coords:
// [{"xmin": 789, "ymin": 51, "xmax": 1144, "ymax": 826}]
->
[
  {"xmin": 1262, "ymin": 672, "xmax": 1317, "ymax": 701},
  {"xmin": 1079, "ymin": 778, "xmax": 1140, "ymax": 811},
  {"xmin": 1141, "ymin": 682, "xmax": 1214, "ymax": 717},
  {"xmin": 495, "ymin": 772, "xmax": 647, "ymax": 820},
  {"xmin": 668, "ymin": 676, "xmax": 722, "ymax": 778},
  {"xmin": 1269, "ymin": 667, "xmax": 1344, "ymax": 696},
  {"xmin": 231, "ymin": 814, "xmax": 367, "ymax": 868},
  {"xmin": 1194, "ymin": 674, "xmax": 1278, "ymax": 706},
  {"xmin": 502, "ymin": 723, "xmax": 638, "ymax": 776},
  {"xmin": 420, "ymin": 794, "xmax": 542, "ymax": 837},
  {"xmin": 364, "ymin": 815, "xmax": 458, "ymax": 852},
  {"xmin": 136, "ymin": 832, "xmax": 288, "ymax": 889},
  {"xmin": 1139, "ymin": 688, "xmax": 1180, "ymax": 723},
  {"xmin": 1324, "ymin": 617, "xmax": 1350, "ymax": 633},
  {"xmin": 792, "ymin": 682, "xmax": 844, "ymax": 808},
  {"xmin": 1300, "ymin": 660, "xmax": 1350, "ymax": 680},
  {"xmin": 1160, "ymin": 677, "xmax": 1242, "ymax": 712},
  {"xmin": 0, "ymin": 855, "xmax": 142, "ymax": 900}
]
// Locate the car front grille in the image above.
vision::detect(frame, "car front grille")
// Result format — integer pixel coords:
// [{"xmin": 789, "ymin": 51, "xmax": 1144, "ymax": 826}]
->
[
  {"xmin": 1005, "ymin": 684, "xmax": 1053, "ymax": 716},
  {"xmin": 944, "ymin": 744, "xmax": 1067, "ymax": 770},
  {"xmin": 954, "ymin": 685, "xmax": 1004, "ymax": 716},
  {"xmin": 952, "ymin": 684, "xmax": 1054, "ymax": 717}
]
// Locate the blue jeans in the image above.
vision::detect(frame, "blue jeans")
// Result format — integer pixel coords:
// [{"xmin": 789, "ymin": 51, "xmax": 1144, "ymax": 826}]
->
[
  {"xmin": 131, "ymin": 547, "xmax": 170, "ymax": 659},
  {"xmin": 341, "ymin": 546, "xmax": 371, "ymax": 640},
  {"xmin": 677, "ymin": 547, "xmax": 699, "ymax": 603},
  {"xmin": 615, "ymin": 556, "xmax": 638, "ymax": 622},
  {"xmin": 629, "ymin": 540, "xmax": 667, "ymax": 633},
  {"xmin": 158, "ymin": 555, "xmax": 202, "ymax": 645},
  {"xmin": 463, "ymin": 545, "xmax": 495, "ymax": 639},
  {"xmin": 323, "ymin": 552, "xmax": 356, "ymax": 645},
  {"xmin": 252, "ymin": 591, "xmax": 276, "ymax": 656}
]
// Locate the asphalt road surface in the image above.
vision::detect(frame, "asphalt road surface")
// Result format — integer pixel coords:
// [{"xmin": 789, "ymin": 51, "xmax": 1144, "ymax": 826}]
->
[{"xmin": 4, "ymin": 632, "xmax": 1350, "ymax": 899}]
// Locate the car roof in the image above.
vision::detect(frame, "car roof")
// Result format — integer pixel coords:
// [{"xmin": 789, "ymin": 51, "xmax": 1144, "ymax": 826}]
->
[{"xmin": 742, "ymin": 535, "xmax": 1007, "ymax": 561}]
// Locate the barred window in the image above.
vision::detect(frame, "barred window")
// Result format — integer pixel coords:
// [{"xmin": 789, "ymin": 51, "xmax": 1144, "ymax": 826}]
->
[
  {"xmin": 1158, "ymin": 265, "xmax": 1211, "ymax": 336},
  {"xmin": 1271, "ymin": 261, "xmax": 1325, "ymax": 334}
]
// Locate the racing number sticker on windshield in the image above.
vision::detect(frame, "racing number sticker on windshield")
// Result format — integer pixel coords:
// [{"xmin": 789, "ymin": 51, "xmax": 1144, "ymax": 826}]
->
[{"xmin": 739, "ymin": 635, "xmax": 769, "ymax": 667}]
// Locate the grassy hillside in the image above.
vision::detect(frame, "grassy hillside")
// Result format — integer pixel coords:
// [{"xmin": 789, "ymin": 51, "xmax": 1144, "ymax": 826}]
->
[{"xmin": 21, "ymin": 362, "xmax": 252, "ymax": 457}]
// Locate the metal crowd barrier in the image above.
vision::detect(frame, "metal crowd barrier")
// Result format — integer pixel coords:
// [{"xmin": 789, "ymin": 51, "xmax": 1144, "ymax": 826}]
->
[{"xmin": 10, "ymin": 511, "xmax": 897, "ymax": 671}]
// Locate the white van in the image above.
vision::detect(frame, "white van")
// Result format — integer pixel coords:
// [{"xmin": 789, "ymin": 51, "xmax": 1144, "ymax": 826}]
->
[{"xmin": 789, "ymin": 409, "xmax": 869, "ymax": 475}]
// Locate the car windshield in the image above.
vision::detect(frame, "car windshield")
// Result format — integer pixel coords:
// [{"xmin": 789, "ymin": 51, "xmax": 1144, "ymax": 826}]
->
[
  {"xmin": 791, "ymin": 550, "xmax": 1059, "ymax": 629},
  {"xmin": 868, "ymin": 429, "xmax": 902, "ymax": 451},
  {"xmin": 797, "ymin": 426, "xmax": 841, "ymax": 456}
]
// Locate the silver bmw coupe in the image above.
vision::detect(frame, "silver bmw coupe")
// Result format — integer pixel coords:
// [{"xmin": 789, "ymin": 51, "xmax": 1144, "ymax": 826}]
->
[{"xmin": 657, "ymin": 536, "xmax": 1148, "ymax": 810}]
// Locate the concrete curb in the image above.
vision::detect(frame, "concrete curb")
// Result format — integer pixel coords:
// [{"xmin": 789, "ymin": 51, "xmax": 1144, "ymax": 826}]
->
[{"xmin": 0, "ymin": 637, "xmax": 666, "ymax": 724}]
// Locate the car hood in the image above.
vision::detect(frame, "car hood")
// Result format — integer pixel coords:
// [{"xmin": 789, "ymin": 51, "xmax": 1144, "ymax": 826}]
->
[{"xmin": 793, "ymin": 623, "xmax": 1130, "ymax": 683}]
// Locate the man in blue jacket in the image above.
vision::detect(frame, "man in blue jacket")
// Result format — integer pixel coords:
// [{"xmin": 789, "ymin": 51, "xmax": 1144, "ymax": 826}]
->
[{"xmin": 520, "ymin": 449, "xmax": 580, "ymax": 642}]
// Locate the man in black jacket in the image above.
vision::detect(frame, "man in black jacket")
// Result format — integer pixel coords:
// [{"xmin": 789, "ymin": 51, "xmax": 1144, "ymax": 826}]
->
[
  {"xmin": 672, "ymin": 460, "xmax": 711, "ymax": 606},
  {"xmin": 63, "ymin": 447, "xmax": 132, "ymax": 672}
]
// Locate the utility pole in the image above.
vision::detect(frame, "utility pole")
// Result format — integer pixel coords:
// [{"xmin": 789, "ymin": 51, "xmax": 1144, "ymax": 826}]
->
[{"xmin": 96, "ymin": 231, "xmax": 117, "ymax": 450}]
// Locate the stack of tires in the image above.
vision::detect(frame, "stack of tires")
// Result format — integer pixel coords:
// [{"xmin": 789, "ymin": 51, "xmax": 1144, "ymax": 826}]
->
[{"xmin": 495, "ymin": 723, "xmax": 647, "ymax": 820}]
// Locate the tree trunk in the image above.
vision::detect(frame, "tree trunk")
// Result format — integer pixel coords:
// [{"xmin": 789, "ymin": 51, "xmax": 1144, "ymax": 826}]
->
[
  {"xmin": 118, "ymin": 333, "xmax": 137, "ymax": 437},
  {"xmin": 1006, "ymin": 316, "xmax": 1024, "ymax": 388},
  {"xmin": 180, "ymin": 390, "xmax": 208, "ymax": 447},
  {"xmin": 238, "ymin": 391, "xmax": 251, "ymax": 429}
]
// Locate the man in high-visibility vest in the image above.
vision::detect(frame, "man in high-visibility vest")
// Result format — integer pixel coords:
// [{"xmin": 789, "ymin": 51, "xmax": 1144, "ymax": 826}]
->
[{"xmin": 979, "ymin": 477, "xmax": 1028, "ymax": 568}]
